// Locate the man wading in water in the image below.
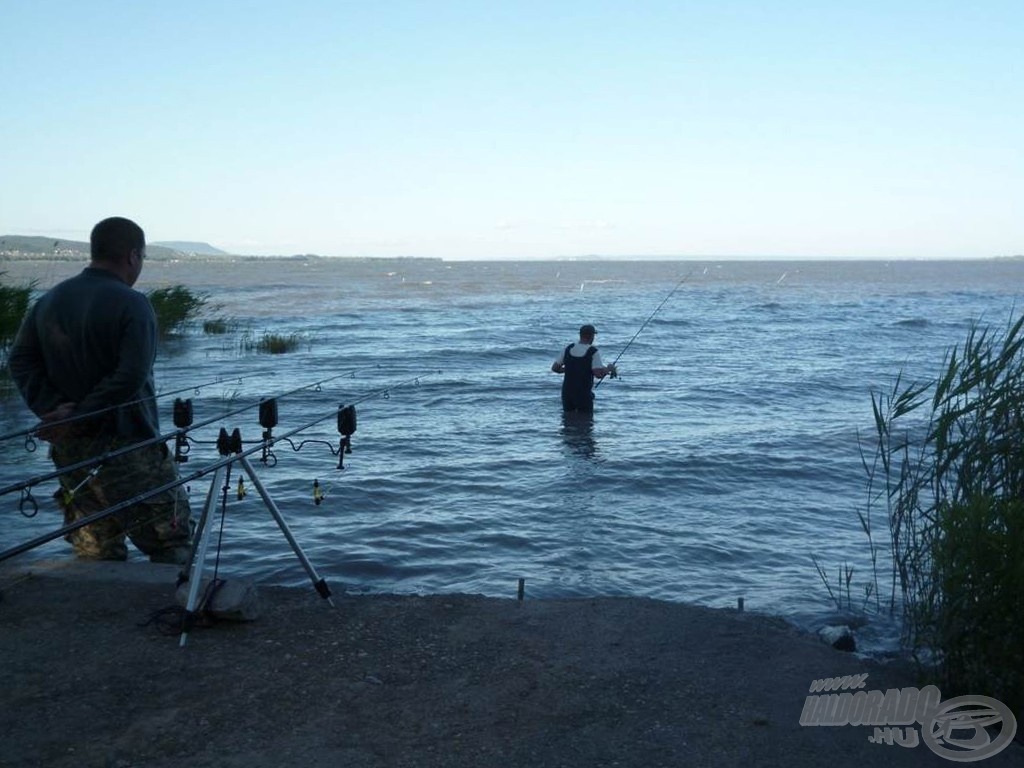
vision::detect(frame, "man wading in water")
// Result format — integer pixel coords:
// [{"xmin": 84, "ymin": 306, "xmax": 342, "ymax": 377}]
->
[{"xmin": 551, "ymin": 324, "xmax": 616, "ymax": 414}]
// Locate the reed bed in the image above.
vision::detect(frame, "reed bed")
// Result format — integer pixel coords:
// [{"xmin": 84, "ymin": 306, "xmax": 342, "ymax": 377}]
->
[{"xmin": 859, "ymin": 313, "xmax": 1024, "ymax": 713}]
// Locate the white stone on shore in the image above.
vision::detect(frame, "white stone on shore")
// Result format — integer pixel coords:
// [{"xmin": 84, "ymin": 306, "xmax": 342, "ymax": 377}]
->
[
  {"xmin": 818, "ymin": 624, "xmax": 857, "ymax": 652},
  {"xmin": 175, "ymin": 577, "xmax": 261, "ymax": 621}
]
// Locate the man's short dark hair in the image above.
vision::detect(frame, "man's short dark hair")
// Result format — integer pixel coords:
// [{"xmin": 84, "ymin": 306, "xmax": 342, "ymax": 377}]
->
[{"xmin": 91, "ymin": 217, "xmax": 145, "ymax": 264}]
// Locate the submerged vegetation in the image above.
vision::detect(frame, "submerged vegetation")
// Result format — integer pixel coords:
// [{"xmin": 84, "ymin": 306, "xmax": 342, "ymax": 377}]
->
[
  {"xmin": 857, "ymin": 313, "xmax": 1024, "ymax": 715},
  {"xmin": 1, "ymin": 280, "xmax": 228, "ymax": 348},
  {"xmin": 146, "ymin": 285, "xmax": 241, "ymax": 340},
  {"xmin": 202, "ymin": 316, "xmax": 237, "ymax": 335},
  {"xmin": 240, "ymin": 330, "xmax": 307, "ymax": 354},
  {"xmin": 2, "ymin": 277, "xmax": 279, "ymax": 363},
  {"xmin": 147, "ymin": 285, "xmax": 208, "ymax": 337},
  {"xmin": 0, "ymin": 274, "xmax": 34, "ymax": 373}
]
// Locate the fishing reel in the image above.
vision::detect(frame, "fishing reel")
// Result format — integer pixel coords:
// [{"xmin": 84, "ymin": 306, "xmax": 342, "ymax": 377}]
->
[
  {"xmin": 259, "ymin": 397, "xmax": 279, "ymax": 467},
  {"xmin": 172, "ymin": 398, "xmax": 193, "ymax": 463},
  {"xmin": 336, "ymin": 404, "xmax": 356, "ymax": 469}
]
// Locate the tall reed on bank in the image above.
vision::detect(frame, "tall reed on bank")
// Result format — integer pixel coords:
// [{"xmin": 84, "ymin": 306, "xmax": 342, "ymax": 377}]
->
[{"xmin": 862, "ymin": 313, "xmax": 1024, "ymax": 715}]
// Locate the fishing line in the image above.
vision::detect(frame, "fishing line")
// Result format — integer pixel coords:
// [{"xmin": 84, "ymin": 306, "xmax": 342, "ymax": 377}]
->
[
  {"xmin": 0, "ymin": 373, "xmax": 436, "ymax": 563},
  {"xmin": 0, "ymin": 365, "xmax": 382, "ymax": 498},
  {"xmin": 595, "ymin": 269, "xmax": 696, "ymax": 389}
]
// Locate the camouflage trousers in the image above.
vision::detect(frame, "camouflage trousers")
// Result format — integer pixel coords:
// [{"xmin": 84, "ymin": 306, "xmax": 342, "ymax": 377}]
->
[{"xmin": 49, "ymin": 437, "xmax": 192, "ymax": 561}]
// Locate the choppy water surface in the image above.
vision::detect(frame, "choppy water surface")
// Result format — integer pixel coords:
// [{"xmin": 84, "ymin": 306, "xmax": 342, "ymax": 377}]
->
[{"xmin": 3, "ymin": 257, "xmax": 1023, "ymax": 652}]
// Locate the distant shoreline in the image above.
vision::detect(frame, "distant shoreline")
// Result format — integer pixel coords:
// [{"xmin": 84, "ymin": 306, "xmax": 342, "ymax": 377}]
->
[
  {"xmin": 2, "ymin": 253, "xmax": 1022, "ymax": 264},
  {"xmin": 2, "ymin": 234, "xmax": 1021, "ymax": 263},
  {"xmin": 0, "ymin": 252, "xmax": 444, "ymax": 263}
]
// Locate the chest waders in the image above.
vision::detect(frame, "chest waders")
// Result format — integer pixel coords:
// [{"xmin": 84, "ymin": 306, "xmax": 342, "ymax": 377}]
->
[{"xmin": 561, "ymin": 345, "xmax": 597, "ymax": 413}]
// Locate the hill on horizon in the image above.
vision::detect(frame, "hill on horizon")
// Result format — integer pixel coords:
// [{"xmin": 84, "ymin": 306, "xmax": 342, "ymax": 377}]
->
[
  {"xmin": 0, "ymin": 235, "xmax": 228, "ymax": 261},
  {"xmin": 150, "ymin": 240, "xmax": 229, "ymax": 256}
]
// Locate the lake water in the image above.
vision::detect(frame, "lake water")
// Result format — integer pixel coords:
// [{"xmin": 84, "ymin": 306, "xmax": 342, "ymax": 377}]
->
[{"xmin": 3, "ymin": 256, "xmax": 1023, "ymax": 654}]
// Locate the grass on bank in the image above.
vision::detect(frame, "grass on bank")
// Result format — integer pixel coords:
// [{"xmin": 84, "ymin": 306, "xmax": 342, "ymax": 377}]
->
[{"xmin": 856, "ymin": 313, "xmax": 1024, "ymax": 717}]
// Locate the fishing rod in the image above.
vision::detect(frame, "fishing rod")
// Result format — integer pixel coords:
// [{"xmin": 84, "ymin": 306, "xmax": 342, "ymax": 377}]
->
[
  {"xmin": 595, "ymin": 269, "xmax": 696, "ymax": 389},
  {"xmin": 0, "ymin": 370, "xmax": 277, "ymax": 445},
  {"xmin": 0, "ymin": 365, "xmax": 382, "ymax": 498},
  {"xmin": 0, "ymin": 372, "xmax": 437, "ymax": 564}
]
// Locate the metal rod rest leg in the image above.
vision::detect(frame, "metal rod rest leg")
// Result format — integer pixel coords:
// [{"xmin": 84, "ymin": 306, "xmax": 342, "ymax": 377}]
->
[
  {"xmin": 239, "ymin": 456, "xmax": 334, "ymax": 606},
  {"xmin": 178, "ymin": 464, "xmax": 223, "ymax": 585},
  {"xmin": 179, "ymin": 465, "xmax": 224, "ymax": 648}
]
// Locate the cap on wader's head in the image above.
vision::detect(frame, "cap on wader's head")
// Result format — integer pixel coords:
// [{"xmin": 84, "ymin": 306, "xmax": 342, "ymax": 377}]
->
[{"xmin": 579, "ymin": 324, "xmax": 596, "ymax": 337}]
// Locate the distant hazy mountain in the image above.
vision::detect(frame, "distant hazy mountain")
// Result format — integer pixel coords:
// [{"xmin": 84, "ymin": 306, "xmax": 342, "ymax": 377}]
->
[
  {"xmin": 151, "ymin": 240, "xmax": 229, "ymax": 256},
  {"xmin": 0, "ymin": 235, "xmax": 229, "ymax": 261}
]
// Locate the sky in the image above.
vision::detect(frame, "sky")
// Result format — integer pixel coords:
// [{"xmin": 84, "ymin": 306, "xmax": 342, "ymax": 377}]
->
[{"xmin": 1, "ymin": 1, "xmax": 1021, "ymax": 260}]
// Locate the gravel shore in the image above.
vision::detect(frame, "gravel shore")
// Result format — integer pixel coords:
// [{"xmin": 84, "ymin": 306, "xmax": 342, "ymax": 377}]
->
[{"xmin": 1, "ymin": 559, "xmax": 1021, "ymax": 768}]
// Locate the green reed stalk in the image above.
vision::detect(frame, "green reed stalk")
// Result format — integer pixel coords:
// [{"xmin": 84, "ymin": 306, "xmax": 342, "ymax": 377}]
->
[{"xmin": 862, "ymin": 313, "xmax": 1024, "ymax": 714}]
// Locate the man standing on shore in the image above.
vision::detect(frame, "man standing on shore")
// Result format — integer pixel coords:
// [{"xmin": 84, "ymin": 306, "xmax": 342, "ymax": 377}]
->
[
  {"xmin": 8, "ymin": 216, "xmax": 192, "ymax": 563},
  {"xmin": 551, "ymin": 324, "xmax": 616, "ymax": 414}
]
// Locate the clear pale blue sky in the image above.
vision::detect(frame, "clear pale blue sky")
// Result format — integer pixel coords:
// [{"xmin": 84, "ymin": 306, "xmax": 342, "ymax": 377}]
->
[{"xmin": 1, "ymin": 1, "xmax": 1021, "ymax": 259}]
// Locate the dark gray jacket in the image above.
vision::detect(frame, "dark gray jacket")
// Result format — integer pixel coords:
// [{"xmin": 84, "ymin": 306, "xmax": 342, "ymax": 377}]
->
[{"xmin": 8, "ymin": 267, "xmax": 161, "ymax": 440}]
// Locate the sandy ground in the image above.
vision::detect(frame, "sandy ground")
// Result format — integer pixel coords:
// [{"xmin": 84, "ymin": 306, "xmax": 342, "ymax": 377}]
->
[{"xmin": 1, "ymin": 559, "xmax": 1021, "ymax": 768}]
